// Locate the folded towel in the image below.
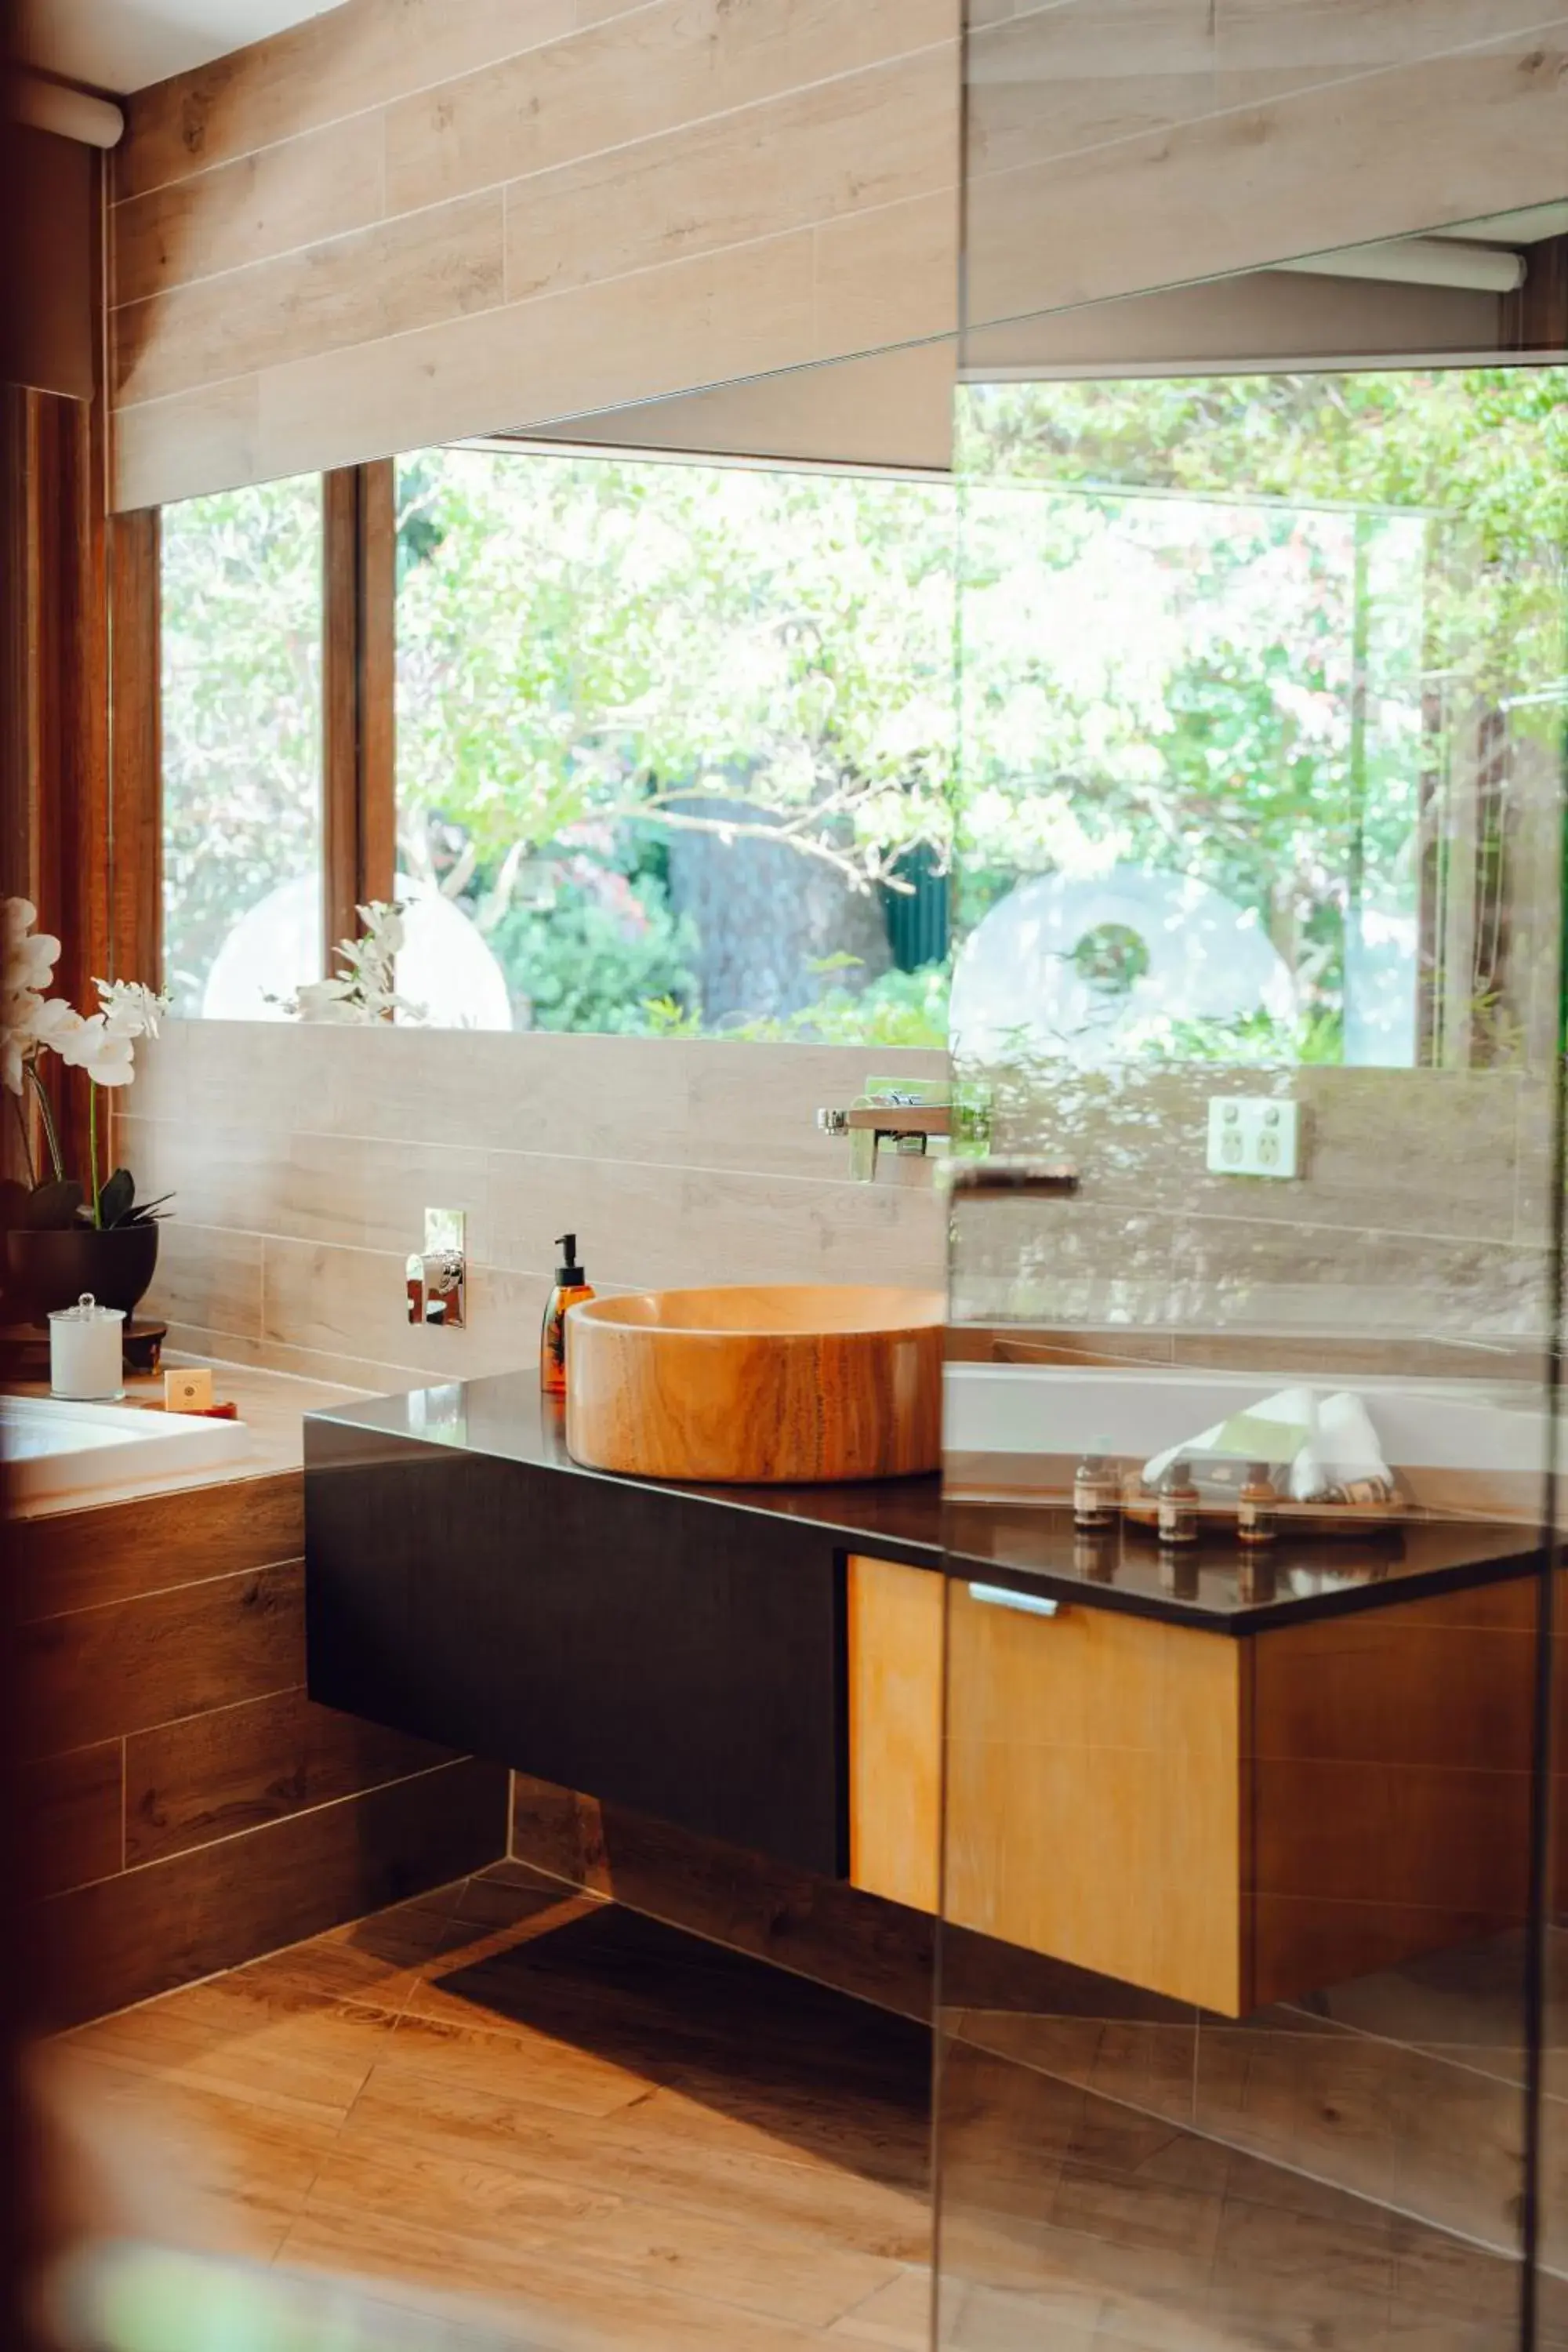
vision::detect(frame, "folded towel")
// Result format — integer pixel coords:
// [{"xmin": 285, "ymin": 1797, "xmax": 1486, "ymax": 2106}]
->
[{"xmin": 1143, "ymin": 1385, "xmax": 1398, "ymax": 1507}]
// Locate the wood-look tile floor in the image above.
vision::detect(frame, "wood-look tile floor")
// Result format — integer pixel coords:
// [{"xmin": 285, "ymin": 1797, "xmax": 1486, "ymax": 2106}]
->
[
  {"xmin": 51, "ymin": 1862, "xmax": 935, "ymax": 2351},
  {"xmin": 49, "ymin": 1864, "xmax": 1546, "ymax": 2352}
]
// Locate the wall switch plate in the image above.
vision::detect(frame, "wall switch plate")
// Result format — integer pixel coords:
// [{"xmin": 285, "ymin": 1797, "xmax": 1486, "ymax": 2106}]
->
[{"xmin": 1206, "ymin": 1095, "xmax": 1301, "ymax": 1179}]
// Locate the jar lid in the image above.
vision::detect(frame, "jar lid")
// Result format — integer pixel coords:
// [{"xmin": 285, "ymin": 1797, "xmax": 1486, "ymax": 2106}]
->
[{"xmin": 48, "ymin": 1291, "xmax": 127, "ymax": 1324}]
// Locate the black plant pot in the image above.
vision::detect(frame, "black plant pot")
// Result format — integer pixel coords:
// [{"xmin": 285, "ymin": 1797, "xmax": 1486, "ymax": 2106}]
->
[{"xmin": 5, "ymin": 1221, "xmax": 161, "ymax": 1326}]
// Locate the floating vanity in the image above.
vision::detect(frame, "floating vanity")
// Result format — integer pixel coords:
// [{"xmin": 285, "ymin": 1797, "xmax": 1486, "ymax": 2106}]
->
[{"xmin": 305, "ymin": 1374, "xmax": 1544, "ymax": 2020}]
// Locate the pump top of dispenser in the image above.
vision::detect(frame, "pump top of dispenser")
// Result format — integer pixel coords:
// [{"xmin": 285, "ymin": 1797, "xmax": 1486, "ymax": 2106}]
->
[{"xmin": 555, "ymin": 1234, "xmax": 585, "ymax": 1283}]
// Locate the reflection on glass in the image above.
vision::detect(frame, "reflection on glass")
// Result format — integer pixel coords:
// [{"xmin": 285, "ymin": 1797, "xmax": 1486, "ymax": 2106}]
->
[
  {"xmin": 394, "ymin": 445, "xmax": 956, "ymax": 1041},
  {"xmin": 954, "ymin": 368, "xmax": 1568, "ymax": 1076},
  {"xmin": 160, "ymin": 476, "xmax": 324, "ymax": 1019}
]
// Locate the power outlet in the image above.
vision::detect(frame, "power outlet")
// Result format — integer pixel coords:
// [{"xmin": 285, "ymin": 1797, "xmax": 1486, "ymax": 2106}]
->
[{"xmin": 1206, "ymin": 1095, "xmax": 1301, "ymax": 1180}]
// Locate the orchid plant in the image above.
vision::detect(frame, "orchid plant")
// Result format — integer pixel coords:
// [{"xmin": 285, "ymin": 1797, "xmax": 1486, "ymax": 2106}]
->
[
  {"xmin": 272, "ymin": 900, "xmax": 427, "ymax": 1025},
  {"xmin": 1, "ymin": 899, "xmax": 172, "ymax": 1232}
]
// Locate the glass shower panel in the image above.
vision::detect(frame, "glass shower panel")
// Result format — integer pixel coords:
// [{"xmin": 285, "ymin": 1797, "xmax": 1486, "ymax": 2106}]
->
[{"xmin": 932, "ymin": 338, "xmax": 1566, "ymax": 2350}]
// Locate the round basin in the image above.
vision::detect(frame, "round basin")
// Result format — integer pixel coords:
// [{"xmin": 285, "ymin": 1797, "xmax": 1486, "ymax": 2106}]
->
[{"xmin": 564, "ymin": 1283, "xmax": 944, "ymax": 1485}]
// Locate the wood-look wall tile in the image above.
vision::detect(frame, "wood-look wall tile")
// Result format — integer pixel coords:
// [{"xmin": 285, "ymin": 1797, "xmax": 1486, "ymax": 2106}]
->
[
  {"xmin": 967, "ymin": 0, "xmax": 1217, "ymax": 176},
  {"xmin": 38, "ymin": 1758, "xmax": 509, "ymax": 2027},
  {"xmin": 137, "ymin": 1025, "xmax": 946, "ymax": 1178},
  {"xmin": 112, "ymin": 374, "xmax": 262, "ymax": 513},
  {"xmin": 24, "ymin": 1559, "xmax": 306, "ymax": 1756},
  {"xmin": 145, "ymin": 1219, "xmax": 265, "ymax": 1346},
  {"xmin": 504, "ymin": 51, "xmax": 954, "ymax": 306},
  {"xmin": 24, "ymin": 1741, "xmax": 123, "ymax": 1897},
  {"xmin": 125, "ymin": 1686, "xmax": 458, "ymax": 1867},
  {"xmin": 160, "ymin": 1323, "xmax": 427, "ymax": 1395},
  {"xmin": 1213, "ymin": 0, "xmax": 1564, "ymax": 107},
  {"xmin": 532, "ymin": 335, "xmax": 956, "ymax": 472},
  {"xmin": 260, "ymin": 1236, "xmax": 558, "ymax": 1381},
  {"xmin": 949, "ymin": 1201, "xmax": 1174, "ymax": 1327},
  {"xmin": 112, "ymin": 111, "xmax": 386, "ymax": 310},
  {"xmin": 386, "ymin": 0, "xmax": 955, "ymax": 220},
  {"xmin": 116, "ymin": 191, "xmax": 506, "ymax": 407},
  {"xmin": 485, "ymin": 1154, "xmax": 945, "ymax": 1294},
  {"xmin": 250, "ymin": 225, "xmax": 822, "ymax": 483},
  {"xmin": 122, "ymin": 1116, "xmax": 497, "ymax": 1265},
  {"xmin": 1513, "ymin": 1075, "xmax": 1561, "ymax": 1251},
  {"xmin": 1167, "ymin": 1218, "xmax": 1552, "ymax": 1343},
  {"xmin": 813, "ymin": 191, "xmax": 960, "ymax": 348},
  {"xmin": 964, "ymin": 24, "xmax": 1568, "ymax": 331},
  {"xmin": 15, "ymin": 1472, "xmax": 303, "ymax": 1621},
  {"xmin": 982, "ymin": 1065, "xmax": 1523, "ymax": 1244},
  {"xmin": 115, "ymin": 0, "xmax": 577, "ymax": 201}
]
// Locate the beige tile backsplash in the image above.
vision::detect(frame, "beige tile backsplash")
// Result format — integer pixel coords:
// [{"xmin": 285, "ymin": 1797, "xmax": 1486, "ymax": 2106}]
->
[
  {"xmin": 132, "ymin": 1025, "xmax": 1553, "ymax": 1391},
  {"xmin": 130, "ymin": 1023, "xmax": 949, "ymax": 1389},
  {"xmin": 960, "ymin": 1060, "xmax": 1555, "ymax": 1377}
]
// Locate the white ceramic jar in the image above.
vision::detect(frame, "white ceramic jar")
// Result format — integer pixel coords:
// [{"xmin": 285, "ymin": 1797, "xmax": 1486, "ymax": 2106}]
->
[{"xmin": 49, "ymin": 1293, "xmax": 126, "ymax": 1401}]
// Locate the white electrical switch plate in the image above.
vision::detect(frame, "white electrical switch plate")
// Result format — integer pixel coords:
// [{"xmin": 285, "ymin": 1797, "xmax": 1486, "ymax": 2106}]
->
[{"xmin": 1206, "ymin": 1095, "xmax": 1301, "ymax": 1179}]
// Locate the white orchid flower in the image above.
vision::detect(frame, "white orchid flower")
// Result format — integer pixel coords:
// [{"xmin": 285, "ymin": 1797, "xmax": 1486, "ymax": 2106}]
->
[
  {"xmin": 32, "ymin": 996, "xmax": 85, "ymax": 1050},
  {"xmin": 278, "ymin": 902, "xmax": 426, "ymax": 1025},
  {"xmin": 59, "ymin": 1013, "xmax": 136, "ymax": 1087},
  {"xmin": 292, "ymin": 978, "xmax": 362, "ymax": 1023},
  {"xmin": 94, "ymin": 977, "xmax": 170, "ymax": 1040},
  {"xmin": 2, "ymin": 898, "xmax": 60, "ymax": 997},
  {"xmin": 2, "ymin": 989, "xmax": 49, "ymax": 1091},
  {"xmin": 356, "ymin": 901, "xmax": 406, "ymax": 956}
]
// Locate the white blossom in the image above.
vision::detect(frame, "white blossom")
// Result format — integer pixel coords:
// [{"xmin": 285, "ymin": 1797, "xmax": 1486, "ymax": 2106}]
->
[
  {"xmin": 2, "ymin": 899, "xmax": 60, "ymax": 999},
  {"xmin": 292, "ymin": 978, "xmax": 363, "ymax": 1024},
  {"xmin": 59, "ymin": 1013, "xmax": 136, "ymax": 1088},
  {"xmin": 274, "ymin": 900, "xmax": 427, "ymax": 1025},
  {"xmin": 94, "ymin": 978, "xmax": 171, "ymax": 1040}
]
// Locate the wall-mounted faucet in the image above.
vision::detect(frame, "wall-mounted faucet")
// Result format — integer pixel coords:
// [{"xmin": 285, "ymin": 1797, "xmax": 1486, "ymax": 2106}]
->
[
  {"xmin": 406, "ymin": 1207, "xmax": 466, "ymax": 1327},
  {"xmin": 817, "ymin": 1095, "xmax": 952, "ymax": 1181},
  {"xmin": 818, "ymin": 1100, "xmax": 952, "ymax": 1149}
]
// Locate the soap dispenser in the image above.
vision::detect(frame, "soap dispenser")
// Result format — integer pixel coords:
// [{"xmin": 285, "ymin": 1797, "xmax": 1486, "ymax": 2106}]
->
[{"xmin": 540, "ymin": 1234, "xmax": 594, "ymax": 1396}]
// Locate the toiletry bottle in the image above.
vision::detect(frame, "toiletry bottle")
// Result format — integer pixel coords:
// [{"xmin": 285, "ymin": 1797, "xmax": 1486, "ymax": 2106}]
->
[
  {"xmin": 540, "ymin": 1233, "xmax": 594, "ymax": 1396},
  {"xmin": 1073, "ymin": 1445, "xmax": 1119, "ymax": 1530},
  {"xmin": 1156, "ymin": 1459, "xmax": 1200, "ymax": 1547},
  {"xmin": 1237, "ymin": 1461, "xmax": 1277, "ymax": 1547}
]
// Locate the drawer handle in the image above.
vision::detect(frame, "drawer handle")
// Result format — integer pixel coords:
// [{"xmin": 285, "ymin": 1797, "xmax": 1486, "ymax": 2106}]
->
[{"xmin": 967, "ymin": 1582, "xmax": 1061, "ymax": 1618}]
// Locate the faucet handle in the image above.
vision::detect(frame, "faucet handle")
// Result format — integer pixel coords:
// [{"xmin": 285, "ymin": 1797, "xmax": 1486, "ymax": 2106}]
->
[{"xmin": 405, "ymin": 1207, "xmax": 467, "ymax": 1327}]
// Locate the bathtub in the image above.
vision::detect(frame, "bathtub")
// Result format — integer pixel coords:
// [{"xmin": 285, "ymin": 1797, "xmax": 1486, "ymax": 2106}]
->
[{"xmin": 1, "ymin": 1394, "xmax": 252, "ymax": 1503}]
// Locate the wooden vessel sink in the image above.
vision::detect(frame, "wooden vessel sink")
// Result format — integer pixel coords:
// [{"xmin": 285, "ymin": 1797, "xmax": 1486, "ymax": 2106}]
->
[{"xmin": 564, "ymin": 1284, "xmax": 945, "ymax": 1484}]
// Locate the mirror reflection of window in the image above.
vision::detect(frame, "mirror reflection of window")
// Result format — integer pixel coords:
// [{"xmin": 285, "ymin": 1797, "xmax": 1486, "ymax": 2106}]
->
[{"xmin": 953, "ymin": 365, "xmax": 1568, "ymax": 1077}]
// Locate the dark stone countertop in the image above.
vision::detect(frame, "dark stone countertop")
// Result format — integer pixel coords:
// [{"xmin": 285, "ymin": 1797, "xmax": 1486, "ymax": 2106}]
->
[{"xmin": 307, "ymin": 1372, "xmax": 1545, "ymax": 1635}]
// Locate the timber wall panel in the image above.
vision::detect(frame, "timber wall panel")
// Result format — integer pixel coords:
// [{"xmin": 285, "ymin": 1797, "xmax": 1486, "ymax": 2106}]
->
[
  {"xmin": 127, "ymin": 1023, "xmax": 950, "ymax": 1389},
  {"xmin": 109, "ymin": 0, "xmax": 962, "ymax": 508},
  {"xmin": 14, "ymin": 1467, "xmax": 303, "ymax": 1620},
  {"xmin": 963, "ymin": 4, "xmax": 1568, "ymax": 344},
  {"xmin": 23, "ymin": 1560, "xmax": 307, "ymax": 1755},
  {"xmin": 40, "ymin": 1758, "xmax": 508, "ymax": 2027},
  {"xmin": 22, "ymin": 1468, "xmax": 508, "ymax": 2022}
]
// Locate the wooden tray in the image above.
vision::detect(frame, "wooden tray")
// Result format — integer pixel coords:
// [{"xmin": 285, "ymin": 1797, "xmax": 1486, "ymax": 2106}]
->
[{"xmin": 1122, "ymin": 1491, "xmax": 1406, "ymax": 1541}]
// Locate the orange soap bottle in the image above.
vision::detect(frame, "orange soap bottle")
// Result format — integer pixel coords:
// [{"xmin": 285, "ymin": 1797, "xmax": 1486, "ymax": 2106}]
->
[{"xmin": 540, "ymin": 1232, "xmax": 594, "ymax": 1395}]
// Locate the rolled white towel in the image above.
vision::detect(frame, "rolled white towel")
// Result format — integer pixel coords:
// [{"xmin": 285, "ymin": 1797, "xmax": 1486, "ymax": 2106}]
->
[{"xmin": 1142, "ymin": 1385, "xmax": 1396, "ymax": 1506}]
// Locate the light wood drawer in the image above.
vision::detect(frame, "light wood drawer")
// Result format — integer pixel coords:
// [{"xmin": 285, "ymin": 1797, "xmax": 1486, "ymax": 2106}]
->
[{"xmin": 848, "ymin": 1556, "xmax": 1534, "ymax": 2016}]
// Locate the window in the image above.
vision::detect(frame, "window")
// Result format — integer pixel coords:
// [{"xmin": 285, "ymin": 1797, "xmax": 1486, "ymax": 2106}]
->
[
  {"xmin": 160, "ymin": 474, "xmax": 323, "ymax": 1018},
  {"xmin": 154, "ymin": 368, "xmax": 1565, "ymax": 1066},
  {"xmin": 393, "ymin": 446, "xmax": 956, "ymax": 1042}
]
